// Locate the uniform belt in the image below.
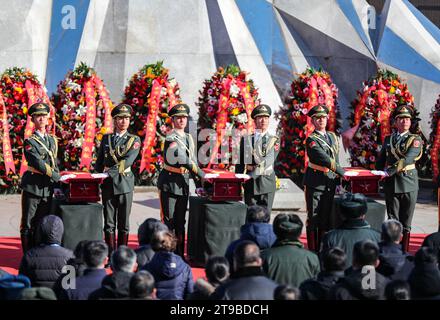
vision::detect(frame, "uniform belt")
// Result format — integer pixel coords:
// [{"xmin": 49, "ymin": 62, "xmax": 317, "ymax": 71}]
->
[
  {"xmin": 401, "ymin": 164, "xmax": 416, "ymax": 171},
  {"xmin": 104, "ymin": 166, "xmax": 131, "ymax": 173},
  {"xmin": 308, "ymin": 162, "xmax": 330, "ymax": 173},
  {"xmin": 28, "ymin": 166, "xmax": 43, "ymax": 175},
  {"xmin": 163, "ymin": 164, "xmax": 188, "ymax": 174}
]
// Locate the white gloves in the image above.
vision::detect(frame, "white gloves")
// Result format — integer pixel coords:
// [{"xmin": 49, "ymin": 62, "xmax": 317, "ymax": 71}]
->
[
  {"xmin": 371, "ymin": 170, "xmax": 388, "ymax": 176},
  {"xmin": 204, "ymin": 173, "xmax": 220, "ymax": 179},
  {"xmin": 235, "ymin": 173, "xmax": 251, "ymax": 180},
  {"xmin": 59, "ymin": 174, "xmax": 76, "ymax": 182},
  {"xmin": 91, "ymin": 173, "xmax": 109, "ymax": 179},
  {"xmin": 343, "ymin": 171, "xmax": 359, "ymax": 177}
]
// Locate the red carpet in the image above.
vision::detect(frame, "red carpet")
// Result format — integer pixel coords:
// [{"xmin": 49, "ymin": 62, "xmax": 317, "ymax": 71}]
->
[{"xmin": 0, "ymin": 234, "xmax": 428, "ymax": 281}]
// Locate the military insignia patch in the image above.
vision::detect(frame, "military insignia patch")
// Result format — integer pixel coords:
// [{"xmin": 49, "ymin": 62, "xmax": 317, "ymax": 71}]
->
[
  {"xmin": 25, "ymin": 144, "xmax": 32, "ymax": 151},
  {"xmin": 274, "ymin": 142, "xmax": 280, "ymax": 151},
  {"xmin": 133, "ymin": 142, "xmax": 140, "ymax": 150},
  {"xmin": 169, "ymin": 142, "xmax": 177, "ymax": 149},
  {"xmin": 309, "ymin": 141, "xmax": 316, "ymax": 148},
  {"xmin": 413, "ymin": 140, "xmax": 420, "ymax": 148}
]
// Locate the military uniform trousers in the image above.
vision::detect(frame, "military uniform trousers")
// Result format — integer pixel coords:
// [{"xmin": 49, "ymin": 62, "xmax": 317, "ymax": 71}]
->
[
  {"xmin": 101, "ymin": 186, "xmax": 133, "ymax": 234},
  {"xmin": 20, "ymin": 190, "xmax": 53, "ymax": 238},
  {"xmin": 384, "ymin": 189, "xmax": 417, "ymax": 232},
  {"xmin": 305, "ymin": 184, "xmax": 336, "ymax": 231}
]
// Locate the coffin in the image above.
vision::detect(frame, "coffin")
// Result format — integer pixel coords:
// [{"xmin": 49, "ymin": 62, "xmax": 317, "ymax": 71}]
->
[
  {"xmin": 202, "ymin": 169, "xmax": 250, "ymax": 201},
  {"xmin": 343, "ymin": 167, "xmax": 382, "ymax": 196},
  {"xmin": 59, "ymin": 171, "xmax": 106, "ymax": 203}
]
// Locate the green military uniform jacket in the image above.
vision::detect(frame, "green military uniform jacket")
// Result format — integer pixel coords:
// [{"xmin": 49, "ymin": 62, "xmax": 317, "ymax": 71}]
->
[
  {"xmin": 303, "ymin": 130, "xmax": 344, "ymax": 191},
  {"xmin": 95, "ymin": 132, "xmax": 141, "ymax": 195},
  {"xmin": 235, "ymin": 133, "xmax": 280, "ymax": 195},
  {"xmin": 21, "ymin": 132, "xmax": 60, "ymax": 197},
  {"xmin": 157, "ymin": 130, "xmax": 205, "ymax": 196},
  {"xmin": 376, "ymin": 132, "xmax": 423, "ymax": 193}
]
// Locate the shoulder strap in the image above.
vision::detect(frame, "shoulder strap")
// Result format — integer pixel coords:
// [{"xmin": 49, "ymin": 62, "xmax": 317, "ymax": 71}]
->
[
  {"xmin": 108, "ymin": 134, "xmax": 119, "ymax": 164},
  {"xmin": 311, "ymin": 133, "xmax": 335, "ymax": 159}
]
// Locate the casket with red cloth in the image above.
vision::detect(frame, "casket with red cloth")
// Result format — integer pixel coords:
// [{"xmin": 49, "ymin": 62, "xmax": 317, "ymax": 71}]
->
[
  {"xmin": 59, "ymin": 171, "xmax": 107, "ymax": 202},
  {"xmin": 343, "ymin": 167, "xmax": 382, "ymax": 196},
  {"xmin": 201, "ymin": 169, "xmax": 250, "ymax": 201}
]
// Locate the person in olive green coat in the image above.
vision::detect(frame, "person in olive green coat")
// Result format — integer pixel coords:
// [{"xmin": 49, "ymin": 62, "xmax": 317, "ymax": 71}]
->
[
  {"xmin": 95, "ymin": 103, "xmax": 141, "ymax": 253},
  {"xmin": 235, "ymin": 104, "xmax": 280, "ymax": 213},
  {"xmin": 376, "ymin": 105, "xmax": 423, "ymax": 252},
  {"xmin": 261, "ymin": 213, "xmax": 320, "ymax": 287},
  {"xmin": 303, "ymin": 105, "xmax": 346, "ymax": 252},
  {"xmin": 20, "ymin": 102, "xmax": 60, "ymax": 253},
  {"xmin": 157, "ymin": 103, "xmax": 207, "ymax": 257}
]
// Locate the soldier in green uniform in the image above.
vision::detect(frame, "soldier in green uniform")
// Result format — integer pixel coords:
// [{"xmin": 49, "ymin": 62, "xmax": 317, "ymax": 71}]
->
[
  {"xmin": 376, "ymin": 105, "xmax": 423, "ymax": 252},
  {"xmin": 235, "ymin": 104, "xmax": 280, "ymax": 214},
  {"xmin": 303, "ymin": 105, "xmax": 346, "ymax": 252},
  {"xmin": 20, "ymin": 102, "xmax": 60, "ymax": 253},
  {"xmin": 157, "ymin": 103, "xmax": 207, "ymax": 257},
  {"xmin": 95, "ymin": 103, "xmax": 141, "ymax": 255}
]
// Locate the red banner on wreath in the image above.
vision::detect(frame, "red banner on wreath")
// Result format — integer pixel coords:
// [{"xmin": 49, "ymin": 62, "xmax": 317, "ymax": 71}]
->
[
  {"xmin": 20, "ymin": 80, "xmax": 38, "ymax": 176},
  {"xmin": 93, "ymin": 76, "xmax": 113, "ymax": 134},
  {"xmin": 139, "ymin": 79, "xmax": 162, "ymax": 173},
  {"xmin": 207, "ymin": 78, "xmax": 232, "ymax": 168},
  {"xmin": 431, "ymin": 121, "xmax": 440, "ymax": 179},
  {"xmin": 165, "ymin": 81, "xmax": 178, "ymax": 111},
  {"xmin": 377, "ymin": 89, "xmax": 391, "ymax": 142},
  {"xmin": 0, "ymin": 93, "xmax": 15, "ymax": 174},
  {"xmin": 237, "ymin": 80, "xmax": 255, "ymax": 134},
  {"xmin": 79, "ymin": 79, "xmax": 97, "ymax": 169}
]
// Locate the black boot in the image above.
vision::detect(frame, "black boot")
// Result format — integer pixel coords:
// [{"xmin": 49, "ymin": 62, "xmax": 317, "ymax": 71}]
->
[
  {"xmin": 306, "ymin": 228, "xmax": 316, "ymax": 252},
  {"xmin": 117, "ymin": 231, "xmax": 129, "ymax": 248},
  {"xmin": 175, "ymin": 229, "xmax": 186, "ymax": 260},
  {"xmin": 105, "ymin": 232, "xmax": 116, "ymax": 258},
  {"xmin": 20, "ymin": 232, "xmax": 33, "ymax": 254},
  {"xmin": 401, "ymin": 230, "xmax": 411, "ymax": 253}
]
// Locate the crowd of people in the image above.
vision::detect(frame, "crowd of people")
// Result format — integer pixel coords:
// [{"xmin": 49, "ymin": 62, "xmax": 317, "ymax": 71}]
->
[{"xmin": 2, "ymin": 198, "xmax": 440, "ymax": 300}]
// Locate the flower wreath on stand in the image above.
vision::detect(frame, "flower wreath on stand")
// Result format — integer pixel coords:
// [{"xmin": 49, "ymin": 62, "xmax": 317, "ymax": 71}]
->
[
  {"xmin": 122, "ymin": 61, "xmax": 181, "ymax": 185},
  {"xmin": 275, "ymin": 67, "xmax": 342, "ymax": 185},
  {"xmin": 0, "ymin": 67, "xmax": 55, "ymax": 194},
  {"xmin": 197, "ymin": 64, "xmax": 260, "ymax": 171},
  {"xmin": 53, "ymin": 62, "xmax": 114, "ymax": 171},
  {"xmin": 428, "ymin": 94, "xmax": 440, "ymax": 183},
  {"xmin": 344, "ymin": 69, "xmax": 425, "ymax": 171}
]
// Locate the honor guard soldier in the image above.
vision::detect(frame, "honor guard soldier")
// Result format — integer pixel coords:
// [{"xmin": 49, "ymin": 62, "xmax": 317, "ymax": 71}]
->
[
  {"xmin": 95, "ymin": 103, "xmax": 141, "ymax": 255},
  {"xmin": 157, "ymin": 103, "xmax": 206, "ymax": 257},
  {"xmin": 376, "ymin": 105, "xmax": 423, "ymax": 252},
  {"xmin": 20, "ymin": 102, "xmax": 60, "ymax": 253},
  {"xmin": 304, "ymin": 105, "xmax": 346, "ymax": 252},
  {"xmin": 235, "ymin": 104, "xmax": 280, "ymax": 213}
]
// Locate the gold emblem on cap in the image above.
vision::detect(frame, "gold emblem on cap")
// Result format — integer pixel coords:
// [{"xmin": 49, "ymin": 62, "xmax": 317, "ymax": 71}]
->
[
  {"xmin": 36, "ymin": 104, "xmax": 45, "ymax": 109},
  {"xmin": 176, "ymin": 105, "xmax": 186, "ymax": 111},
  {"xmin": 317, "ymin": 106, "xmax": 324, "ymax": 112},
  {"xmin": 401, "ymin": 106, "xmax": 408, "ymax": 113},
  {"xmin": 120, "ymin": 106, "xmax": 128, "ymax": 111},
  {"xmin": 260, "ymin": 105, "xmax": 268, "ymax": 112}
]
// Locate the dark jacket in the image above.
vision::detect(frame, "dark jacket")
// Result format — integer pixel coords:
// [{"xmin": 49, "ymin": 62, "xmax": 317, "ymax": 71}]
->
[
  {"xmin": 329, "ymin": 268, "xmax": 389, "ymax": 300},
  {"xmin": 88, "ymin": 271, "xmax": 133, "ymax": 300},
  {"xmin": 225, "ymin": 222, "xmax": 276, "ymax": 265},
  {"xmin": 211, "ymin": 266, "xmax": 278, "ymax": 300},
  {"xmin": 299, "ymin": 271, "xmax": 345, "ymax": 300},
  {"xmin": 135, "ymin": 245, "xmax": 156, "ymax": 270},
  {"xmin": 187, "ymin": 278, "xmax": 218, "ymax": 300},
  {"xmin": 408, "ymin": 262, "xmax": 440, "ymax": 300},
  {"xmin": 422, "ymin": 232, "xmax": 440, "ymax": 260},
  {"xmin": 144, "ymin": 251, "xmax": 194, "ymax": 300},
  {"xmin": 19, "ymin": 216, "xmax": 74, "ymax": 289},
  {"xmin": 262, "ymin": 239, "xmax": 320, "ymax": 287},
  {"xmin": 60, "ymin": 268, "xmax": 107, "ymax": 300},
  {"xmin": 321, "ymin": 219, "xmax": 381, "ymax": 268},
  {"xmin": 377, "ymin": 242, "xmax": 414, "ymax": 280}
]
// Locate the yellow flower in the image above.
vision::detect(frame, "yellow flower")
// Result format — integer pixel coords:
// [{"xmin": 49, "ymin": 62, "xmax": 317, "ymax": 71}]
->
[
  {"xmin": 23, "ymin": 106, "xmax": 28, "ymax": 114},
  {"xmin": 361, "ymin": 151, "xmax": 366, "ymax": 156},
  {"xmin": 65, "ymin": 87, "xmax": 71, "ymax": 93},
  {"xmin": 231, "ymin": 107, "xmax": 240, "ymax": 116},
  {"xmin": 389, "ymin": 87, "xmax": 395, "ymax": 94},
  {"xmin": 14, "ymin": 87, "xmax": 23, "ymax": 94},
  {"xmin": 63, "ymin": 115, "xmax": 69, "ymax": 121},
  {"xmin": 100, "ymin": 127, "xmax": 107, "ymax": 134},
  {"xmin": 275, "ymin": 176, "xmax": 280, "ymax": 190},
  {"xmin": 97, "ymin": 133, "xmax": 103, "ymax": 141}
]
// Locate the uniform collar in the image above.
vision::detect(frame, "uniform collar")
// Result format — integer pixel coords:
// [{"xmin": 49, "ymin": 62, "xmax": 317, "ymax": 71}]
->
[
  {"xmin": 35, "ymin": 130, "xmax": 47, "ymax": 140},
  {"xmin": 115, "ymin": 131, "xmax": 127, "ymax": 138},
  {"xmin": 315, "ymin": 130, "xmax": 326, "ymax": 136},
  {"xmin": 399, "ymin": 131, "xmax": 409, "ymax": 137}
]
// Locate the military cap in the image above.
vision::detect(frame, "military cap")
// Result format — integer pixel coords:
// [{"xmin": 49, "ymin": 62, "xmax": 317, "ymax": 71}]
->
[
  {"xmin": 339, "ymin": 193, "xmax": 368, "ymax": 219},
  {"xmin": 251, "ymin": 104, "xmax": 272, "ymax": 119},
  {"xmin": 168, "ymin": 103, "xmax": 190, "ymax": 117},
  {"xmin": 393, "ymin": 105, "xmax": 413, "ymax": 119},
  {"xmin": 307, "ymin": 104, "xmax": 329, "ymax": 118},
  {"xmin": 28, "ymin": 102, "xmax": 50, "ymax": 116},
  {"xmin": 111, "ymin": 103, "xmax": 133, "ymax": 118}
]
